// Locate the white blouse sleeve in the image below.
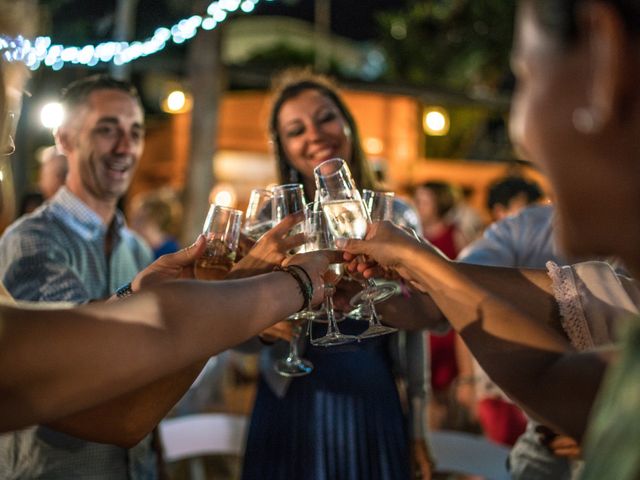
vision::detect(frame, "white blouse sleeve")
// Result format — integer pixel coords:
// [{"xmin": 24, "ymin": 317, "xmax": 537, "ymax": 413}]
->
[{"xmin": 546, "ymin": 260, "xmax": 640, "ymax": 350}]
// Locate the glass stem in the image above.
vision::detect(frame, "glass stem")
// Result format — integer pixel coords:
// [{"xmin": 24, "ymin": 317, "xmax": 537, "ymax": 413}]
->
[
  {"xmin": 365, "ymin": 299, "xmax": 381, "ymax": 327},
  {"xmin": 288, "ymin": 319, "xmax": 302, "ymax": 362},
  {"xmin": 324, "ymin": 283, "xmax": 339, "ymax": 336}
]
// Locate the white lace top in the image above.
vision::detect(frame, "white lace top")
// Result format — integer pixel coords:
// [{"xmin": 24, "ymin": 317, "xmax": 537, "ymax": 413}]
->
[{"xmin": 546, "ymin": 260, "xmax": 640, "ymax": 350}]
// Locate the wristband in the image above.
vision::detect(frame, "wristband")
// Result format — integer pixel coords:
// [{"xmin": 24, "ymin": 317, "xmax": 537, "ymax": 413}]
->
[
  {"xmin": 115, "ymin": 282, "xmax": 134, "ymax": 299},
  {"xmin": 274, "ymin": 265, "xmax": 313, "ymax": 312},
  {"xmin": 286, "ymin": 264, "xmax": 313, "ymax": 291}
]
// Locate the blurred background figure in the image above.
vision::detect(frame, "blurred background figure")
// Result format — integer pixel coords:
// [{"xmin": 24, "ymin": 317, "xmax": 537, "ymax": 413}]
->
[
  {"xmin": 486, "ymin": 175, "xmax": 543, "ymax": 222},
  {"xmin": 413, "ymin": 181, "xmax": 475, "ymax": 435},
  {"xmin": 129, "ymin": 188, "xmax": 183, "ymax": 258},
  {"xmin": 38, "ymin": 145, "xmax": 68, "ymax": 200},
  {"xmin": 413, "ymin": 181, "xmax": 468, "ymax": 260},
  {"xmin": 448, "ymin": 186, "xmax": 486, "ymax": 246},
  {"xmin": 17, "ymin": 146, "xmax": 68, "ymax": 216},
  {"xmin": 18, "ymin": 192, "xmax": 43, "ymax": 216}
]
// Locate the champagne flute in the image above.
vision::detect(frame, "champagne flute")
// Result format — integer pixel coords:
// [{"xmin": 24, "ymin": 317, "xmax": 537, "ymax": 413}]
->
[
  {"xmin": 272, "ymin": 184, "xmax": 314, "ymax": 376},
  {"xmin": 351, "ymin": 189, "xmax": 398, "ymax": 339},
  {"xmin": 314, "ymin": 159, "xmax": 396, "ymax": 305},
  {"xmin": 305, "ymin": 202, "xmax": 357, "ymax": 347},
  {"xmin": 195, "ymin": 204, "xmax": 243, "ymax": 280},
  {"xmin": 242, "ymin": 188, "xmax": 274, "ymax": 241}
]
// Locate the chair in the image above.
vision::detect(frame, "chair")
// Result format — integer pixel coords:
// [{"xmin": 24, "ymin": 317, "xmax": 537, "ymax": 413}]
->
[
  {"xmin": 430, "ymin": 430, "xmax": 511, "ymax": 480},
  {"xmin": 159, "ymin": 413, "xmax": 248, "ymax": 480}
]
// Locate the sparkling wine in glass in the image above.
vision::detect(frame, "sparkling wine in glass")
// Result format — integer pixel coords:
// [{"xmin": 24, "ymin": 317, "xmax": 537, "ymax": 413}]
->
[
  {"xmin": 304, "ymin": 202, "xmax": 356, "ymax": 347},
  {"xmin": 195, "ymin": 204, "xmax": 243, "ymax": 280},
  {"xmin": 314, "ymin": 158, "xmax": 396, "ymax": 308}
]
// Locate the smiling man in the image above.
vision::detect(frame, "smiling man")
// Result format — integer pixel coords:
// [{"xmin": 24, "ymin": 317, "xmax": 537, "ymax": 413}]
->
[{"xmin": 0, "ymin": 75, "xmax": 156, "ymax": 478}]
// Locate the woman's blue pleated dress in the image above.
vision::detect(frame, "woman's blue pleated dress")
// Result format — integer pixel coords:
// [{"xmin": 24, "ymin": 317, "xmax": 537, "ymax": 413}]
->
[{"xmin": 241, "ymin": 319, "xmax": 411, "ymax": 480}]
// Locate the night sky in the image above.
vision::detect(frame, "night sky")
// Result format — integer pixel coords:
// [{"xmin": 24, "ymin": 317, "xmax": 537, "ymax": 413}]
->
[{"xmin": 42, "ymin": 0, "xmax": 404, "ymax": 43}]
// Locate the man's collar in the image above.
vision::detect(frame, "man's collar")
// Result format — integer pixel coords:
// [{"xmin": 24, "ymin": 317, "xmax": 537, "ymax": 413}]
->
[{"xmin": 50, "ymin": 187, "xmax": 125, "ymax": 240}]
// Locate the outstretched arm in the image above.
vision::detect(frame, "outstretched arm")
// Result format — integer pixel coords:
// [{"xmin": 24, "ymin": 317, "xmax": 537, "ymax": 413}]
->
[
  {"xmin": 340, "ymin": 221, "xmax": 610, "ymax": 440},
  {"xmin": 0, "ymin": 248, "xmax": 331, "ymax": 433}
]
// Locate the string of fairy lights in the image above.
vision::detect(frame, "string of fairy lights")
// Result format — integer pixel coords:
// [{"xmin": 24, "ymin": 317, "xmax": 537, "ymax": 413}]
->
[{"xmin": 0, "ymin": 0, "xmax": 274, "ymax": 71}]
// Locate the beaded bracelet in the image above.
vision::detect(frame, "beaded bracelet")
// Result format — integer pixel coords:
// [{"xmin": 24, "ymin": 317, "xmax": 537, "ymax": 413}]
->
[{"xmin": 274, "ymin": 265, "xmax": 313, "ymax": 312}]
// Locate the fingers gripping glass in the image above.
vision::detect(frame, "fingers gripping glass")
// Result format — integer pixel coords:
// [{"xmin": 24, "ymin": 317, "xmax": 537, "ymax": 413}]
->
[
  {"xmin": 304, "ymin": 202, "xmax": 356, "ymax": 347},
  {"xmin": 349, "ymin": 189, "xmax": 398, "ymax": 339},
  {"xmin": 195, "ymin": 205, "xmax": 243, "ymax": 280},
  {"xmin": 314, "ymin": 159, "xmax": 397, "ymax": 338}
]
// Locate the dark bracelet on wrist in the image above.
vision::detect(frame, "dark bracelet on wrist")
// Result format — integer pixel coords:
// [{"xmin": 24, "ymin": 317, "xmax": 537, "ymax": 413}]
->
[{"xmin": 274, "ymin": 265, "xmax": 313, "ymax": 312}]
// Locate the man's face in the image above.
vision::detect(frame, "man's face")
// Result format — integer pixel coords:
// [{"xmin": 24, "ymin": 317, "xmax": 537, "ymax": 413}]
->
[{"xmin": 61, "ymin": 89, "xmax": 144, "ymax": 203}]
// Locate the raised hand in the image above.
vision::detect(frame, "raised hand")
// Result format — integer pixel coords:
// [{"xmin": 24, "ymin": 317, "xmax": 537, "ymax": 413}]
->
[
  {"xmin": 132, "ymin": 235, "xmax": 207, "ymax": 291},
  {"xmin": 339, "ymin": 221, "xmax": 423, "ymax": 281},
  {"xmin": 227, "ymin": 212, "xmax": 305, "ymax": 280}
]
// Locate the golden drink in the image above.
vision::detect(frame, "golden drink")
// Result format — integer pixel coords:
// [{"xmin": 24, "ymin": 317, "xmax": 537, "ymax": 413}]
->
[{"xmin": 194, "ymin": 239, "xmax": 236, "ymax": 280}]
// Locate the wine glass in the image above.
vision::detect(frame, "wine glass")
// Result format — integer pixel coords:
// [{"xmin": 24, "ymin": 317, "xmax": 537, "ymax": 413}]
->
[
  {"xmin": 242, "ymin": 188, "xmax": 274, "ymax": 241},
  {"xmin": 272, "ymin": 184, "xmax": 314, "ymax": 376},
  {"xmin": 314, "ymin": 159, "xmax": 396, "ymax": 304},
  {"xmin": 304, "ymin": 202, "xmax": 357, "ymax": 347},
  {"xmin": 195, "ymin": 204, "xmax": 243, "ymax": 280},
  {"xmin": 350, "ymin": 189, "xmax": 398, "ymax": 339},
  {"xmin": 272, "ymin": 184, "xmax": 307, "ymax": 242}
]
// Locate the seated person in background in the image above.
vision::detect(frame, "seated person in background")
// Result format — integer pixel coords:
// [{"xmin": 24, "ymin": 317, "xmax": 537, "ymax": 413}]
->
[{"xmin": 129, "ymin": 188, "xmax": 182, "ymax": 258}]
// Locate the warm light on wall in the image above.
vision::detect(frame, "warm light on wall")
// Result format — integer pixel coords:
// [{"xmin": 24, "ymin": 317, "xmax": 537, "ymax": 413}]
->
[
  {"xmin": 162, "ymin": 90, "xmax": 193, "ymax": 114},
  {"xmin": 363, "ymin": 137, "xmax": 384, "ymax": 156},
  {"xmin": 422, "ymin": 107, "xmax": 450, "ymax": 136},
  {"xmin": 209, "ymin": 183, "xmax": 237, "ymax": 207}
]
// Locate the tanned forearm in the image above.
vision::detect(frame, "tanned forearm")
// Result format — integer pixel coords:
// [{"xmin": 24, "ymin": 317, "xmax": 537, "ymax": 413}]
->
[
  {"xmin": 399, "ymin": 242, "xmax": 606, "ymax": 440},
  {"xmin": 0, "ymin": 272, "xmax": 303, "ymax": 432},
  {"xmin": 46, "ymin": 361, "xmax": 207, "ymax": 447},
  {"xmin": 376, "ymin": 287, "xmax": 448, "ymax": 332}
]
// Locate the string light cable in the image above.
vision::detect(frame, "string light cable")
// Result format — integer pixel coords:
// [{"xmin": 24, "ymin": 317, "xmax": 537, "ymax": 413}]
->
[{"xmin": 0, "ymin": 0, "xmax": 272, "ymax": 71}]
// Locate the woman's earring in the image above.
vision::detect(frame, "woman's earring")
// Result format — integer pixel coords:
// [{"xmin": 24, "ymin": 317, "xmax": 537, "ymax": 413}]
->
[
  {"xmin": 343, "ymin": 124, "xmax": 352, "ymax": 140},
  {"xmin": 572, "ymin": 107, "xmax": 603, "ymax": 134}
]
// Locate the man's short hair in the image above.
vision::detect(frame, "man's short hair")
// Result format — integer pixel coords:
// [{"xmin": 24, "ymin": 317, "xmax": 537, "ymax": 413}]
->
[
  {"xmin": 59, "ymin": 74, "xmax": 142, "ymax": 116},
  {"xmin": 487, "ymin": 176, "xmax": 542, "ymax": 211}
]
